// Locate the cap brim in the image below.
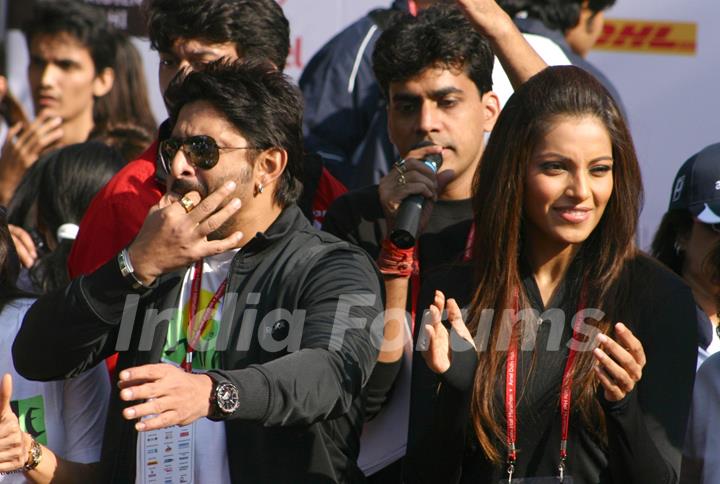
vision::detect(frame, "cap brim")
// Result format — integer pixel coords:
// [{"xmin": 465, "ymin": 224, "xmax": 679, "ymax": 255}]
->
[{"xmin": 694, "ymin": 202, "xmax": 720, "ymax": 224}]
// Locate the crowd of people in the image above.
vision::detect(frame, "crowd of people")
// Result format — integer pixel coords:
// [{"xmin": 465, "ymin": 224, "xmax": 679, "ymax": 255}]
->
[{"xmin": 0, "ymin": 0, "xmax": 717, "ymax": 483}]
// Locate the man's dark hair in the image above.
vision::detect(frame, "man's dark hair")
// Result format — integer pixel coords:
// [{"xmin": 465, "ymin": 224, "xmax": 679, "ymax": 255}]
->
[
  {"xmin": 165, "ymin": 60, "xmax": 304, "ymax": 207},
  {"xmin": 498, "ymin": 0, "xmax": 616, "ymax": 32},
  {"xmin": 145, "ymin": 0, "xmax": 290, "ymax": 71},
  {"xmin": 373, "ymin": 4, "xmax": 494, "ymax": 98},
  {"xmin": 22, "ymin": 0, "xmax": 117, "ymax": 73}
]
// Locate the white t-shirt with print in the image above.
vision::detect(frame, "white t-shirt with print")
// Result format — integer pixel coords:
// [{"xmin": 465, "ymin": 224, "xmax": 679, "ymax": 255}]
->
[
  {"xmin": 136, "ymin": 251, "xmax": 237, "ymax": 484},
  {"xmin": 0, "ymin": 298, "xmax": 109, "ymax": 483}
]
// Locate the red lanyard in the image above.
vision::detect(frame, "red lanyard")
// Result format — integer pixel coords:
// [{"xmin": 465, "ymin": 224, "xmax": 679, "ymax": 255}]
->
[
  {"xmin": 505, "ymin": 285, "xmax": 586, "ymax": 482},
  {"xmin": 181, "ymin": 260, "xmax": 227, "ymax": 372},
  {"xmin": 409, "ymin": 222, "xmax": 475, "ymax": 330},
  {"xmin": 408, "ymin": 0, "xmax": 418, "ymax": 16}
]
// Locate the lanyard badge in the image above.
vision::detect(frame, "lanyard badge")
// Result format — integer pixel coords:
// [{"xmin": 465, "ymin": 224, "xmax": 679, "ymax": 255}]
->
[
  {"xmin": 505, "ymin": 286, "xmax": 586, "ymax": 483},
  {"xmin": 182, "ymin": 259, "xmax": 227, "ymax": 373}
]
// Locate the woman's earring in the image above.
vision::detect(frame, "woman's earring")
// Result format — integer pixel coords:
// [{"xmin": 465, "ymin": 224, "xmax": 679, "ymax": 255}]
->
[
  {"xmin": 255, "ymin": 183, "xmax": 264, "ymax": 196},
  {"xmin": 674, "ymin": 241, "xmax": 683, "ymax": 255}
]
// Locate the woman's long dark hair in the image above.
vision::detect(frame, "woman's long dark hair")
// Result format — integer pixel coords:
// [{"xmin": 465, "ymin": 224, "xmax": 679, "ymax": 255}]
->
[
  {"xmin": 711, "ymin": 242, "xmax": 720, "ymax": 287},
  {"xmin": 0, "ymin": 208, "xmax": 33, "ymax": 313},
  {"xmin": 92, "ymin": 32, "xmax": 157, "ymax": 139},
  {"xmin": 29, "ymin": 142, "xmax": 124, "ymax": 293},
  {"xmin": 650, "ymin": 209, "xmax": 692, "ymax": 275},
  {"xmin": 467, "ymin": 65, "xmax": 643, "ymax": 462}
]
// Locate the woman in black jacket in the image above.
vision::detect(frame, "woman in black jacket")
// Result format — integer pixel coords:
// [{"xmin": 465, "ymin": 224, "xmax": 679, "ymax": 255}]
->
[{"xmin": 411, "ymin": 65, "xmax": 697, "ymax": 483}]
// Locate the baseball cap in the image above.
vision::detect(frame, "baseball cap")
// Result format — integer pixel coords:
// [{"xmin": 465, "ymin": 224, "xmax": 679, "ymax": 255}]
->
[{"xmin": 668, "ymin": 143, "xmax": 720, "ymax": 224}]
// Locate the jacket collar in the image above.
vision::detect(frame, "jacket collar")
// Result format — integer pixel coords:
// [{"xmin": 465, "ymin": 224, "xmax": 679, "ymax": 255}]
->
[{"xmin": 240, "ymin": 204, "xmax": 308, "ymax": 257}]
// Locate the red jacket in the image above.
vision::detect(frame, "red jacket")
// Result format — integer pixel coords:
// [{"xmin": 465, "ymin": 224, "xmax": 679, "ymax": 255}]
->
[{"xmin": 68, "ymin": 142, "xmax": 346, "ymax": 277}]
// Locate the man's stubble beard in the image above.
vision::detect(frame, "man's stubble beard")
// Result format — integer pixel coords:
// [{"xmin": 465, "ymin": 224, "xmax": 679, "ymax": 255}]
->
[
  {"xmin": 208, "ymin": 169, "xmax": 253, "ymax": 241},
  {"xmin": 169, "ymin": 161, "xmax": 254, "ymax": 241}
]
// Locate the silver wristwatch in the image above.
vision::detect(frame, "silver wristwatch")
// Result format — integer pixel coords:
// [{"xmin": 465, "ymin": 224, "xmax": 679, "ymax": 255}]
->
[{"xmin": 118, "ymin": 247, "xmax": 150, "ymax": 290}]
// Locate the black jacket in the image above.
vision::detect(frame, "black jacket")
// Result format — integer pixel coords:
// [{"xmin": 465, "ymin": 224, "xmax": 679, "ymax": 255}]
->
[
  {"xmin": 13, "ymin": 205, "xmax": 384, "ymax": 483},
  {"xmin": 407, "ymin": 254, "xmax": 698, "ymax": 483},
  {"xmin": 299, "ymin": 1, "xmax": 408, "ymax": 188}
]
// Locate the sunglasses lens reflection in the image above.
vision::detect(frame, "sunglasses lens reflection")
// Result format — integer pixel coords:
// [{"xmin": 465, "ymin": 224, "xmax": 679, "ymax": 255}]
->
[
  {"xmin": 187, "ymin": 136, "xmax": 219, "ymax": 170},
  {"xmin": 160, "ymin": 136, "xmax": 220, "ymax": 171},
  {"xmin": 160, "ymin": 138, "xmax": 180, "ymax": 172}
]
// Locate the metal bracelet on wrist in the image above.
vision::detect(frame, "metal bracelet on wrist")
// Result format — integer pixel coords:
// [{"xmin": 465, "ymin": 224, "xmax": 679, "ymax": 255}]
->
[
  {"xmin": 24, "ymin": 438, "xmax": 42, "ymax": 471},
  {"xmin": 118, "ymin": 247, "xmax": 151, "ymax": 290}
]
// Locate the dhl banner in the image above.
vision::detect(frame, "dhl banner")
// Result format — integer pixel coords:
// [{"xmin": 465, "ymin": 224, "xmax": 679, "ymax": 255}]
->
[
  {"xmin": 588, "ymin": 1, "xmax": 718, "ymax": 247},
  {"xmin": 4, "ymin": 0, "xmax": 720, "ymax": 249},
  {"xmin": 596, "ymin": 19, "xmax": 697, "ymax": 56}
]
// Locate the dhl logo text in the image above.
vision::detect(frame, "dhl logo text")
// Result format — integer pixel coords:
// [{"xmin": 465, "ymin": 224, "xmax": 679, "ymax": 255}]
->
[{"xmin": 595, "ymin": 19, "xmax": 697, "ymax": 55}]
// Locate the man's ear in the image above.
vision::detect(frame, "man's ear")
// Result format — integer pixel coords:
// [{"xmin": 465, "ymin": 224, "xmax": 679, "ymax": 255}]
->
[
  {"xmin": 255, "ymin": 147, "xmax": 288, "ymax": 194},
  {"xmin": 92, "ymin": 67, "xmax": 115, "ymax": 98},
  {"xmin": 480, "ymin": 91, "xmax": 501, "ymax": 133}
]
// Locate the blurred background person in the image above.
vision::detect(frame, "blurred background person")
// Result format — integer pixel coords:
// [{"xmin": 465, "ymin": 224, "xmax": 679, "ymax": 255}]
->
[
  {"xmin": 7, "ymin": 142, "xmax": 125, "ymax": 292},
  {"xmin": 0, "ymin": 73, "xmax": 30, "ymax": 148},
  {"xmin": 300, "ymin": 0, "xmax": 570, "ymax": 189},
  {"xmin": 497, "ymin": 0, "xmax": 623, "ymax": 109},
  {"xmin": 681, "ymin": 240, "xmax": 720, "ymax": 484},
  {"xmin": 651, "ymin": 143, "xmax": 720, "ymax": 368},
  {"xmin": 91, "ymin": 31, "xmax": 157, "ymax": 158},
  {"xmin": 0, "ymin": 0, "xmax": 117, "ymax": 205},
  {"xmin": 0, "ymin": 207, "xmax": 109, "ymax": 483},
  {"xmin": 299, "ymin": 0, "xmax": 411, "ymax": 187}
]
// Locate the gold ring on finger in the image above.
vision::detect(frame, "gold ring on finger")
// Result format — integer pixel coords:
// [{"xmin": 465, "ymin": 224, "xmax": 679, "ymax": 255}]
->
[
  {"xmin": 397, "ymin": 174, "xmax": 407, "ymax": 186},
  {"xmin": 179, "ymin": 195, "xmax": 196, "ymax": 214},
  {"xmin": 394, "ymin": 158, "xmax": 407, "ymax": 175}
]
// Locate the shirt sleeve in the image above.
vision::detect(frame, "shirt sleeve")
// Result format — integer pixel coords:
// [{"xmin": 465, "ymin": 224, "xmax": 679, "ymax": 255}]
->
[
  {"xmin": 61, "ymin": 364, "xmax": 111, "ymax": 463},
  {"xmin": 13, "ymin": 254, "xmax": 153, "ymax": 381},
  {"xmin": 602, "ymin": 264, "xmax": 699, "ymax": 483},
  {"xmin": 601, "ymin": 390, "xmax": 678, "ymax": 483},
  {"xmin": 364, "ymin": 359, "xmax": 403, "ymax": 421}
]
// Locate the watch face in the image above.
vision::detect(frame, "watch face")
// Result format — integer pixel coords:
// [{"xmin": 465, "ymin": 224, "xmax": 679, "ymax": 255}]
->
[{"xmin": 215, "ymin": 382, "xmax": 240, "ymax": 414}]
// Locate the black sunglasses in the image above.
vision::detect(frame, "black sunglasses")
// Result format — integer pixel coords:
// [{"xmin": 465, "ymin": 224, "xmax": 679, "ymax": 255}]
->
[{"xmin": 159, "ymin": 135, "xmax": 258, "ymax": 173}]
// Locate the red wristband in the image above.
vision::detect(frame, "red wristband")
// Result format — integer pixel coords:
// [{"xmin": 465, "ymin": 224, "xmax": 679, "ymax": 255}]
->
[{"xmin": 377, "ymin": 239, "xmax": 416, "ymax": 277}]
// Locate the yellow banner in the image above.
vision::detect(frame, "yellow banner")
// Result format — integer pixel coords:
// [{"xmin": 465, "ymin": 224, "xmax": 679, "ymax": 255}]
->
[{"xmin": 595, "ymin": 19, "xmax": 697, "ymax": 56}]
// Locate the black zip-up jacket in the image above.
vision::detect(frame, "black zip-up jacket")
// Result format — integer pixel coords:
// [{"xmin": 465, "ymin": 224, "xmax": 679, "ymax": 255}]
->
[
  {"xmin": 13, "ymin": 205, "xmax": 384, "ymax": 483},
  {"xmin": 406, "ymin": 254, "xmax": 697, "ymax": 483}
]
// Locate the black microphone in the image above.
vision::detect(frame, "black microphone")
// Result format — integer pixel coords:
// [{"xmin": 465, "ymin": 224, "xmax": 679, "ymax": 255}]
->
[{"xmin": 390, "ymin": 145, "xmax": 443, "ymax": 249}]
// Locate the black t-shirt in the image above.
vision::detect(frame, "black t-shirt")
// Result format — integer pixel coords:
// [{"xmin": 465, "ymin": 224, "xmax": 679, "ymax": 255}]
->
[{"xmin": 323, "ymin": 184, "xmax": 475, "ymax": 453}]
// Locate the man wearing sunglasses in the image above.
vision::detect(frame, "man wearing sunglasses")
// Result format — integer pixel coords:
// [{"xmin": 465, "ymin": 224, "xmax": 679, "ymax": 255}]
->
[
  {"xmin": 14, "ymin": 60, "xmax": 383, "ymax": 483},
  {"xmin": 65, "ymin": 0, "xmax": 347, "ymax": 315}
]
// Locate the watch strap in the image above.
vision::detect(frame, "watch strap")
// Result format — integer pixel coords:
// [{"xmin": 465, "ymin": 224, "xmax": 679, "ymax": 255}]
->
[
  {"xmin": 118, "ymin": 247, "xmax": 151, "ymax": 290},
  {"xmin": 207, "ymin": 372, "xmax": 239, "ymax": 421},
  {"xmin": 24, "ymin": 438, "xmax": 42, "ymax": 471}
]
